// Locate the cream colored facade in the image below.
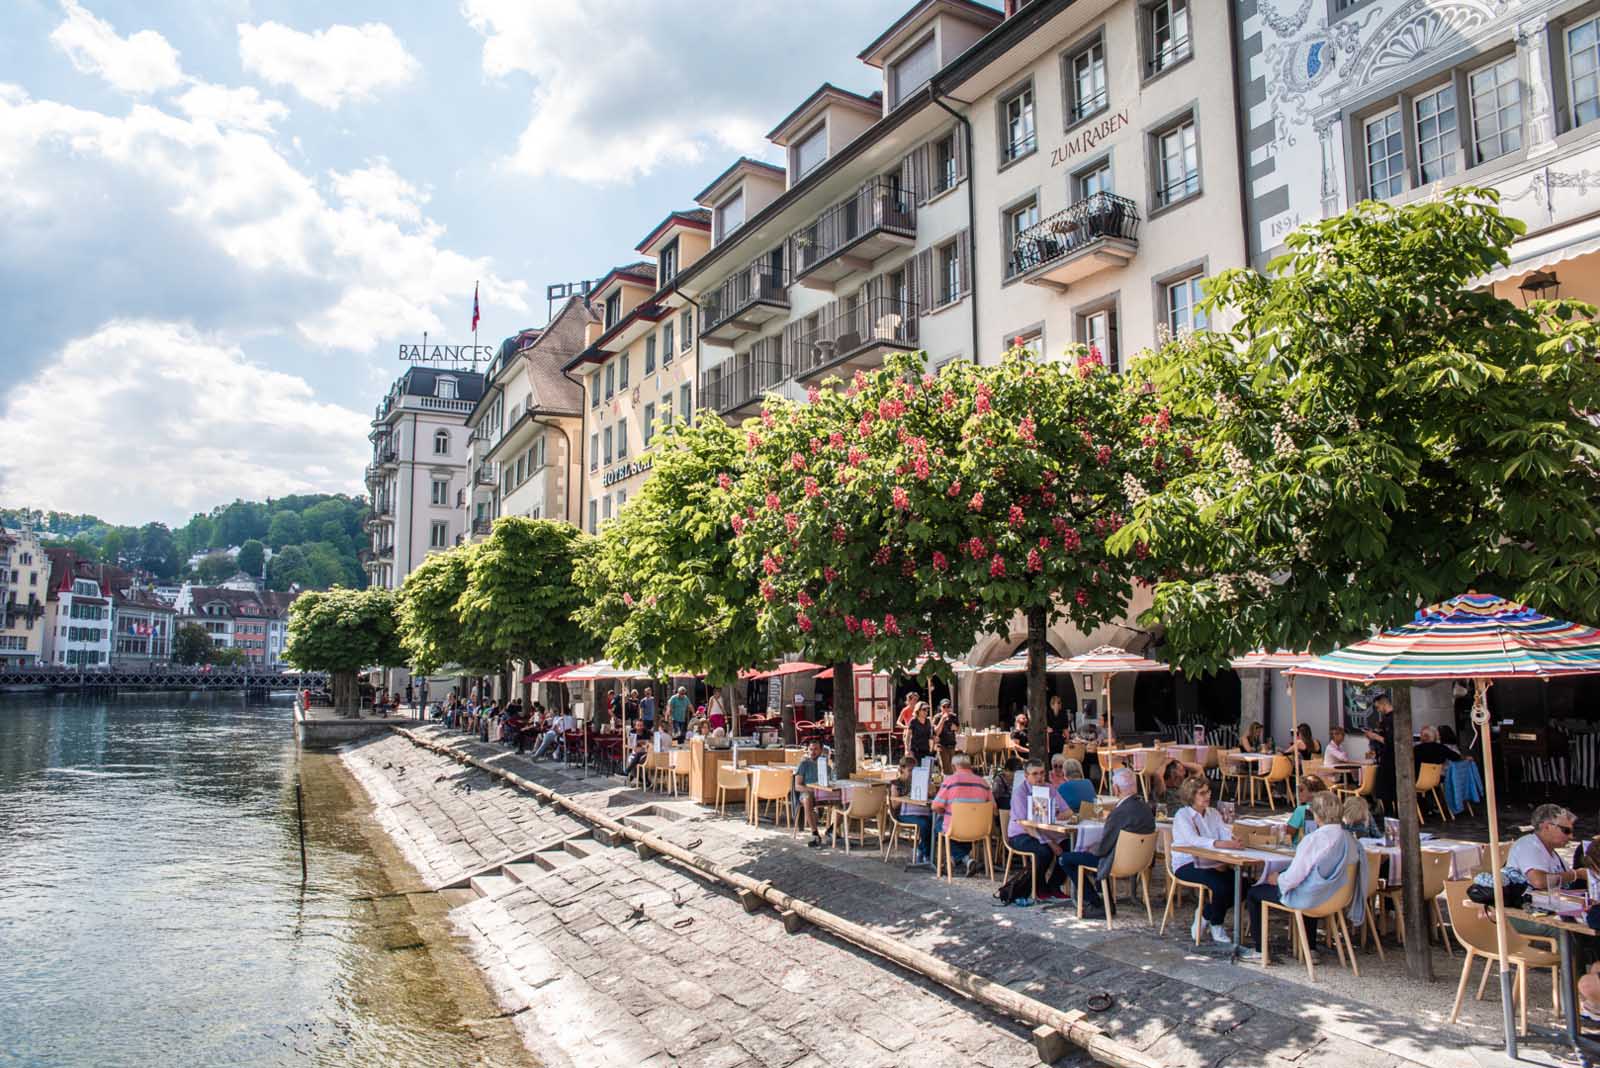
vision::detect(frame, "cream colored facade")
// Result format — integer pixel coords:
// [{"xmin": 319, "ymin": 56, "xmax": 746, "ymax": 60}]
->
[{"xmin": 0, "ymin": 524, "xmax": 46, "ymax": 668}]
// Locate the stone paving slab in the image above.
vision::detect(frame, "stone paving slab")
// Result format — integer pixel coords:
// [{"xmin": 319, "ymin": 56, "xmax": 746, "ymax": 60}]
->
[{"xmin": 348, "ymin": 728, "xmax": 1583, "ymax": 1068}]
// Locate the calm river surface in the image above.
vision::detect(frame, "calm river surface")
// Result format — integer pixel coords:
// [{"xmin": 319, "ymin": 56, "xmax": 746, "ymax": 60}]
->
[{"xmin": 0, "ymin": 692, "xmax": 534, "ymax": 1068}]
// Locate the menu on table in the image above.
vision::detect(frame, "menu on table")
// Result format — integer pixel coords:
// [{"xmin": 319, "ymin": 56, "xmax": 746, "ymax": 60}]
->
[
  {"xmin": 910, "ymin": 766, "xmax": 931, "ymax": 802},
  {"xmin": 816, "ymin": 756, "xmax": 831, "ymax": 788},
  {"xmin": 1029, "ymin": 786, "xmax": 1052, "ymax": 825}
]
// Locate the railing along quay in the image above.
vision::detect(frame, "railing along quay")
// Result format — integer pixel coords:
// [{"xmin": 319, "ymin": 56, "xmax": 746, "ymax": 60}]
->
[{"xmin": 0, "ymin": 666, "xmax": 325, "ymax": 691}]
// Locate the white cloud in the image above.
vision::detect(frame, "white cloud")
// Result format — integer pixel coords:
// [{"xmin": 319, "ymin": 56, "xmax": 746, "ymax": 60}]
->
[
  {"xmin": 176, "ymin": 84, "xmax": 289, "ymax": 133},
  {"xmin": 50, "ymin": 0, "xmax": 185, "ymax": 95},
  {"xmin": 238, "ymin": 21, "xmax": 419, "ymax": 109},
  {"xmin": 329, "ymin": 158, "xmax": 428, "ymax": 223},
  {"xmin": 0, "ymin": 321, "xmax": 370, "ymax": 525},
  {"xmin": 460, "ymin": 0, "xmax": 887, "ymax": 185}
]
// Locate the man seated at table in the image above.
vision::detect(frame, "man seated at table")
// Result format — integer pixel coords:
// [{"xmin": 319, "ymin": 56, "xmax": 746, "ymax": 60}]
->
[
  {"xmin": 1239, "ymin": 791, "xmax": 1364, "ymax": 960},
  {"xmin": 931, "ymin": 754, "xmax": 993, "ymax": 876},
  {"xmin": 794, "ymin": 740, "xmax": 829, "ymax": 848},
  {"xmin": 1057, "ymin": 768, "xmax": 1154, "ymax": 917},
  {"xmin": 1412, "ymin": 724, "xmax": 1454, "ymax": 770},
  {"xmin": 1324, "ymin": 725, "xmax": 1351, "ymax": 765},
  {"xmin": 1171, "ymin": 776, "xmax": 1245, "ymax": 944},
  {"xmin": 889, "ymin": 755, "xmax": 934, "ymax": 866},
  {"xmin": 1054, "ymin": 757, "xmax": 1096, "ymax": 812},
  {"xmin": 1008, "ymin": 760, "xmax": 1069, "ymax": 899}
]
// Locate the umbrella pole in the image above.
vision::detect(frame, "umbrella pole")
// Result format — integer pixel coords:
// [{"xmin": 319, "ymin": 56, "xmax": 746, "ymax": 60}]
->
[
  {"xmin": 1476, "ymin": 678, "xmax": 1516, "ymax": 1058},
  {"xmin": 1103, "ymin": 676, "xmax": 1114, "ymax": 747},
  {"xmin": 1289, "ymin": 675, "xmax": 1301, "ymax": 789}
]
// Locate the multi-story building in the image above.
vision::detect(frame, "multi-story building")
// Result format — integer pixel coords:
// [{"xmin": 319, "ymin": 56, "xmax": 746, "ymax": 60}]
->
[
  {"xmin": 42, "ymin": 549, "xmax": 113, "ymax": 668},
  {"xmin": 172, "ymin": 585, "xmax": 292, "ymax": 667},
  {"xmin": 1237, "ymin": 0, "xmax": 1600, "ymax": 308},
  {"xmin": 110, "ymin": 584, "xmax": 176, "ymax": 666},
  {"xmin": 566, "ymin": 246, "xmax": 709, "ymax": 531},
  {"xmin": 462, "ymin": 298, "xmax": 593, "ymax": 540},
  {"xmin": 0, "ymin": 524, "xmax": 46, "ymax": 668},
  {"xmin": 362, "ymin": 367, "xmax": 485, "ymax": 589}
]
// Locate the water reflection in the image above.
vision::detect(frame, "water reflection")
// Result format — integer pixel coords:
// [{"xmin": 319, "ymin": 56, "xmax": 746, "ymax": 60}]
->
[{"xmin": 0, "ymin": 693, "xmax": 533, "ymax": 1068}]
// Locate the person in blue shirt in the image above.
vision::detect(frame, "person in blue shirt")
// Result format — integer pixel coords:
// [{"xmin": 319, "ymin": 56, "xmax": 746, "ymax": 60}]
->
[
  {"xmin": 1285, "ymin": 776, "xmax": 1330, "ymax": 844},
  {"xmin": 639, "ymin": 691, "xmax": 656, "ymax": 731},
  {"xmin": 1054, "ymin": 756, "xmax": 1096, "ymax": 812},
  {"xmin": 667, "ymin": 686, "xmax": 691, "ymax": 741}
]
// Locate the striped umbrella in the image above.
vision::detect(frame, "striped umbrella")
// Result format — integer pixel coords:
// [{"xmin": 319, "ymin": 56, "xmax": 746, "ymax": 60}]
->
[
  {"xmin": 1058, "ymin": 646, "xmax": 1168, "ymax": 745},
  {"xmin": 1229, "ymin": 650, "xmax": 1318, "ymax": 782},
  {"xmin": 976, "ymin": 650, "xmax": 1074, "ymax": 674},
  {"xmin": 1287, "ymin": 592, "xmax": 1600, "ymax": 1055}
]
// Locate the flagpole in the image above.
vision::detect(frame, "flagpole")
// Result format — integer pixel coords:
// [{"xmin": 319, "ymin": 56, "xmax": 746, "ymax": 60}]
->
[{"xmin": 472, "ymin": 280, "xmax": 480, "ymax": 371}]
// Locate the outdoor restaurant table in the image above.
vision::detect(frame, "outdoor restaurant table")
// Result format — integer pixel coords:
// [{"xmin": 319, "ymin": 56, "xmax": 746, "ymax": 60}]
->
[
  {"xmin": 1179, "ymin": 843, "xmax": 1297, "ymax": 956},
  {"xmin": 1360, "ymin": 837, "xmax": 1483, "ymax": 880},
  {"xmin": 1499, "ymin": 903, "xmax": 1598, "ymax": 1054},
  {"xmin": 687, "ymin": 740, "xmax": 791, "ymax": 805}
]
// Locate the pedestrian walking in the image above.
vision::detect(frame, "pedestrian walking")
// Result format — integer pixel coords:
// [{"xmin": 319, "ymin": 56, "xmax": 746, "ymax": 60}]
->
[
  {"xmin": 668, "ymin": 686, "xmax": 691, "ymax": 742},
  {"xmin": 405, "ymin": 681, "xmax": 415, "ymax": 709}
]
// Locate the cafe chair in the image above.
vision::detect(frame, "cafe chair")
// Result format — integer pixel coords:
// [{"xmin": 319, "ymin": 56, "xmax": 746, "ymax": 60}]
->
[
  {"xmin": 984, "ymin": 732, "xmax": 1010, "ymax": 770},
  {"xmin": 1260, "ymin": 863, "xmax": 1360, "ymax": 982},
  {"xmin": 1076, "ymin": 800, "xmax": 1100, "ymax": 822},
  {"xmin": 1077, "ymin": 830, "xmax": 1156, "ymax": 928},
  {"xmin": 715, "ymin": 764, "xmax": 748, "ymax": 818},
  {"xmin": 1356, "ymin": 851, "xmax": 1387, "ymax": 961},
  {"xmin": 1062, "ymin": 741, "xmax": 1088, "ymax": 765},
  {"xmin": 882, "ymin": 799, "xmax": 925, "ymax": 864},
  {"xmin": 1414, "ymin": 762, "xmax": 1450, "ymax": 823},
  {"xmin": 828, "ymin": 783, "xmax": 887, "ymax": 854},
  {"xmin": 1373, "ymin": 848, "xmax": 1453, "ymax": 955},
  {"xmin": 642, "ymin": 750, "xmax": 671, "ymax": 792},
  {"xmin": 748, "ymin": 767, "xmax": 796, "ymax": 832},
  {"xmin": 1159, "ymin": 837, "xmax": 1213, "ymax": 945},
  {"xmin": 936, "ymin": 800, "xmax": 996, "ymax": 883},
  {"xmin": 1443, "ymin": 880, "xmax": 1559, "ymax": 1035},
  {"xmin": 1249, "ymin": 755, "xmax": 1294, "ymax": 812},
  {"xmin": 1334, "ymin": 764, "xmax": 1377, "ymax": 803},
  {"xmin": 669, "ymin": 749, "xmax": 692, "ymax": 797},
  {"xmin": 1220, "ymin": 751, "xmax": 1250, "ymax": 802},
  {"xmin": 1001, "ymin": 833, "xmax": 1041, "ymax": 901}
]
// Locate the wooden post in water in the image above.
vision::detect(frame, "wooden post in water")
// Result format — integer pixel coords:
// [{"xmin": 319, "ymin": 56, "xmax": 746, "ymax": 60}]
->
[{"xmin": 295, "ymin": 781, "xmax": 307, "ymax": 886}]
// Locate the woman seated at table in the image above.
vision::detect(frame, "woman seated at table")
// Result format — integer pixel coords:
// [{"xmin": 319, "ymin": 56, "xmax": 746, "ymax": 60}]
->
[
  {"xmin": 889, "ymin": 756, "xmax": 933, "ymax": 865},
  {"xmin": 1412, "ymin": 724, "xmax": 1454, "ymax": 769},
  {"xmin": 1324, "ymin": 725, "xmax": 1351, "ymax": 765},
  {"xmin": 1157, "ymin": 759, "xmax": 1190, "ymax": 809},
  {"xmin": 1285, "ymin": 776, "xmax": 1330, "ymax": 844},
  {"xmin": 1284, "ymin": 724, "xmax": 1320, "ymax": 760},
  {"xmin": 1242, "ymin": 721, "xmax": 1266, "ymax": 753},
  {"xmin": 1011, "ymin": 713, "xmax": 1031, "ymax": 759},
  {"xmin": 1341, "ymin": 795, "xmax": 1382, "ymax": 841},
  {"xmin": 1238, "ymin": 791, "xmax": 1366, "ymax": 961},
  {"xmin": 1170, "ymin": 776, "xmax": 1245, "ymax": 945},
  {"xmin": 1054, "ymin": 757, "xmax": 1096, "ymax": 812}
]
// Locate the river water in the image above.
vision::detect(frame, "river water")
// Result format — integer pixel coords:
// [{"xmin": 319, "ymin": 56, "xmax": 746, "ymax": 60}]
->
[{"xmin": 0, "ymin": 693, "xmax": 536, "ymax": 1068}]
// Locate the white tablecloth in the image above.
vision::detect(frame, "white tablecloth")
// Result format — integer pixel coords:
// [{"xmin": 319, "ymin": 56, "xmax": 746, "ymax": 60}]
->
[{"xmin": 1361, "ymin": 839, "xmax": 1482, "ymax": 880}]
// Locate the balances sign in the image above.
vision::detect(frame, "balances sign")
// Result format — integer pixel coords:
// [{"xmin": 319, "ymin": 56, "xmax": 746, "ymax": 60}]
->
[{"xmin": 399, "ymin": 343, "xmax": 497, "ymax": 363}]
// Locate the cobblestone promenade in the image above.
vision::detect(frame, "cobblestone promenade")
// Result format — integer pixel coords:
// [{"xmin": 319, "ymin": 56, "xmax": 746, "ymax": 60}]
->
[{"xmin": 344, "ymin": 727, "xmax": 1570, "ymax": 1068}]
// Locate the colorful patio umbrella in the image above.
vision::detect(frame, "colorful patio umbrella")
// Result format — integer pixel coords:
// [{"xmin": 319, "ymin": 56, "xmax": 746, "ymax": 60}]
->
[
  {"xmin": 1287, "ymin": 592, "xmax": 1600, "ymax": 1056},
  {"xmin": 1228, "ymin": 650, "xmax": 1318, "ymax": 780},
  {"xmin": 976, "ymin": 650, "xmax": 1074, "ymax": 674},
  {"xmin": 1059, "ymin": 645, "xmax": 1167, "ymax": 745}
]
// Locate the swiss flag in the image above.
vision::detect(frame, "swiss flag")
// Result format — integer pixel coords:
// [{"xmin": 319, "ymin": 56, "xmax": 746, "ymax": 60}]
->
[{"xmin": 471, "ymin": 282, "xmax": 480, "ymax": 333}]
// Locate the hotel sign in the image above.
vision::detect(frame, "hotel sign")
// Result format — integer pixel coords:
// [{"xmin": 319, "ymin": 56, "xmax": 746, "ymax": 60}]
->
[
  {"xmin": 1049, "ymin": 109, "xmax": 1131, "ymax": 167},
  {"xmin": 399, "ymin": 343, "xmax": 496, "ymax": 363},
  {"xmin": 602, "ymin": 457, "xmax": 653, "ymax": 487}
]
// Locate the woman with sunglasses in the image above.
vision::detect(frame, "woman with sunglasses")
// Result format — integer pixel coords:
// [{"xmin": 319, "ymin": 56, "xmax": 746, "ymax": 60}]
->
[{"xmin": 1506, "ymin": 804, "xmax": 1587, "ymax": 892}]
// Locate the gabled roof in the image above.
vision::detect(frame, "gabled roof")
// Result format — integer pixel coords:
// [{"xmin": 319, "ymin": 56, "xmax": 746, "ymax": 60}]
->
[
  {"xmin": 184, "ymin": 585, "xmax": 275, "ymax": 619},
  {"xmin": 113, "ymin": 586, "xmax": 176, "ymax": 613},
  {"xmin": 590, "ymin": 261, "xmax": 658, "ymax": 300},
  {"xmin": 694, "ymin": 157, "xmax": 786, "ymax": 206},
  {"xmin": 564, "ymin": 300, "xmax": 670, "ymax": 371},
  {"xmin": 858, "ymin": 0, "xmax": 1003, "ymax": 67},
  {"xmin": 522, "ymin": 295, "xmax": 593, "ymax": 409},
  {"xmin": 635, "ymin": 208, "xmax": 712, "ymax": 254},
  {"xmin": 767, "ymin": 83, "xmax": 882, "ymax": 144}
]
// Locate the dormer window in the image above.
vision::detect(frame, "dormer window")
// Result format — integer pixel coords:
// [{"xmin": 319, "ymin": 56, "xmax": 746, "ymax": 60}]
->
[
  {"xmin": 890, "ymin": 34, "xmax": 938, "ymax": 108},
  {"xmin": 794, "ymin": 124, "xmax": 828, "ymax": 179},
  {"xmin": 73, "ymin": 579, "xmax": 98, "ymax": 596},
  {"xmin": 716, "ymin": 189, "xmax": 745, "ymax": 240},
  {"xmin": 658, "ymin": 239, "xmax": 680, "ymax": 286},
  {"xmin": 604, "ymin": 292, "xmax": 622, "ymax": 328},
  {"xmin": 436, "ymin": 375, "xmax": 458, "ymax": 399}
]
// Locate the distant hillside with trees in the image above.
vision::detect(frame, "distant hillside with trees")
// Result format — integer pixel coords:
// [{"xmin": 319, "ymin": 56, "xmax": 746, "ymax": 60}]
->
[{"xmin": 1, "ymin": 494, "xmax": 369, "ymax": 591}]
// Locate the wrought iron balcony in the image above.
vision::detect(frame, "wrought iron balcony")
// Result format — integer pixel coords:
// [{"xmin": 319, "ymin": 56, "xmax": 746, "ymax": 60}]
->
[
  {"xmin": 376, "ymin": 447, "xmax": 397, "ymax": 465},
  {"xmin": 792, "ymin": 297, "xmax": 919, "ymax": 383},
  {"xmin": 699, "ymin": 346, "xmax": 787, "ymax": 417},
  {"xmin": 376, "ymin": 544, "xmax": 394, "ymax": 561},
  {"xmin": 474, "ymin": 464, "xmax": 496, "ymax": 486},
  {"xmin": 472, "ymin": 518, "xmax": 492, "ymax": 536},
  {"xmin": 701, "ymin": 261, "xmax": 789, "ymax": 342},
  {"xmin": 792, "ymin": 178, "xmax": 915, "ymax": 287},
  {"xmin": 1007, "ymin": 193, "xmax": 1140, "ymax": 289}
]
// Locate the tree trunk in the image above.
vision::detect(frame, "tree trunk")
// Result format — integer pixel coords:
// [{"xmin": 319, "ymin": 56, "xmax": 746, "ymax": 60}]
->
[
  {"xmin": 332, "ymin": 670, "xmax": 358, "ymax": 715},
  {"xmin": 1026, "ymin": 606, "xmax": 1048, "ymax": 764},
  {"xmin": 1392, "ymin": 698, "xmax": 1433, "ymax": 981},
  {"xmin": 833, "ymin": 659, "xmax": 857, "ymax": 779},
  {"xmin": 781, "ymin": 685, "xmax": 796, "ymax": 745}
]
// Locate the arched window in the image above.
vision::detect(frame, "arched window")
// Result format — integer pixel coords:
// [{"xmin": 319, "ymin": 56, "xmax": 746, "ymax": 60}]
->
[{"xmin": 433, "ymin": 429, "xmax": 450, "ymax": 455}]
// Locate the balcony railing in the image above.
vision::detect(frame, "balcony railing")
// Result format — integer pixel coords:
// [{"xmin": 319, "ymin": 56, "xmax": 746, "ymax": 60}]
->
[
  {"xmin": 699, "ymin": 346, "xmax": 788, "ymax": 416},
  {"xmin": 376, "ymin": 545, "xmax": 394, "ymax": 561},
  {"xmin": 475, "ymin": 464, "xmax": 496, "ymax": 486},
  {"xmin": 792, "ymin": 178, "xmax": 915, "ymax": 286},
  {"xmin": 472, "ymin": 518, "xmax": 492, "ymax": 536},
  {"xmin": 374, "ymin": 501, "xmax": 393, "ymax": 517},
  {"xmin": 701, "ymin": 261, "xmax": 790, "ymax": 342},
  {"xmin": 793, "ymin": 297, "xmax": 919, "ymax": 381},
  {"xmin": 376, "ymin": 447, "xmax": 397, "ymax": 465},
  {"xmin": 1007, "ymin": 193, "xmax": 1140, "ymax": 285}
]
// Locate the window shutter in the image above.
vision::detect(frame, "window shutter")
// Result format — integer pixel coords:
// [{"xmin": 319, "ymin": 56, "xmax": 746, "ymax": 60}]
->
[
  {"xmin": 913, "ymin": 248, "xmax": 934, "ymax": 315},
  {"xmin": 781, "ymin": 321, "xmax": 798, "ymax": 377},
  {"xmin": 957, "ymin": 229, "xmax": 973, "ymax": 298},
  {"xmin": 953, "ymin": 124, "xmax": 969, "ymax": 184}
]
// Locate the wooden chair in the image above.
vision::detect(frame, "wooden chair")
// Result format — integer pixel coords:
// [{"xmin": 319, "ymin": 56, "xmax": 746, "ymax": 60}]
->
[
  {"xmin": 1356, "ymin": 850, "xmax": 1387, "ymax": 960},
  {"xmin": 748, "ymin": 767, "xmax": 795, "ymax": 831},
  {"xmin": 984, "ymin": 732, "xmax": 1010, "ymax": 770},
  {"xmin": 1373, "ymin": 848, "xmax": 1453, "ymax": 955},
  {"xmin": 1259, "ymin": 863, "xmax": 1360, "ymax": 982},
  {"xmin": 1159, "ymin": 837, "xmax": 1214, "ymax": 944},
  {"xmin": 935, "ymin": 800, "xmax": 996, "ymax": 882},
  {"xmin": 1249, "ymin": 755, "xmax": 1293, "ymax": 811},
  {"xmin": 882, "ymin": 800, "xmax": 926, "ymax": 863},
  {"xmin": 1077, "ymin": 830, "xmax": 1156, "ymax": 928},
  {"xmin": 669, "ymin": 748, "xmax": 692, "ymax": 797},
  {"xmin": 1414, "ymin": 762, "xmax": 1449, "ymax": 823},
  {"xmin": 1481, "ymin": 841, "xmax": 1513, "ymax": 872},
  {"xmin": 1444, "ymin": 880, "xmax": 1559, "ymax": 1035},
  {"xmin": 641, "ymin": 750, "xmax": 671, "ymax": 791},
  {"xmin": 1334, "ymin": 764, "xmax": 1377, "ymax": 803},
  {"xmin": 828, "ymin": 783, "xmax": 887, "ymax": 854},
  {"xmin": 1221, "ymin": 752, "xmax": 1251, "ymax": 802},
  {"xmin": 1062, "ymin": 741, "xmax": 1088, "ymax": 765},
  {"xmin": 715, "ymin": 763, "xmax": 747, "ymax": 818},
  {"xmin": 1076, "ymin": 800, "xmax": 1100, "ymax": 822}
]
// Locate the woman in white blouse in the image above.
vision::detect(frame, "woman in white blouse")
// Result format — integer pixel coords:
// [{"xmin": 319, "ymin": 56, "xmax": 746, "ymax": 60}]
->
[{"xmin": 1170, "ymin": 776, "xmax": 1244, "ymax": 945}]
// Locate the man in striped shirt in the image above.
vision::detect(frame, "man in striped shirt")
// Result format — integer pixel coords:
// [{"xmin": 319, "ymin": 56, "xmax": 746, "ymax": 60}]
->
[{"xmin": 931, "ymin": 754, "xmax": 993, "ymax": 877}]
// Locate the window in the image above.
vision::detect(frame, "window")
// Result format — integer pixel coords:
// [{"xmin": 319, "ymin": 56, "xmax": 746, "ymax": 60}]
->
[
  {"xmin": 1571, "ymin": 16, "xmax": 1600, "ymax": 128},
  {"xmin": 663, "ymin": 322, "xmax": 675, "ymax": 364},
  {"xmin": 589, "ymin": 499, "xmax": 598, "ymax": 533},
  {"xmin": 1004, "ymin": 197, "xmax": 1040, "ymax": 277},
  {"xmin": 431, "ymin": 479, "xmax": 448, "ymax": 506},
  {"xmin": 616, "ymin": 489, "xmax": 626, "ymax": 510},
  {"xmin": 661, "ymin": 392, "xmax": 674, "ymax": 425},
  {"xmin": 1414, "ymin": 83, "xmax": 1459, "ymax": 183},
  {"xmin": 1363, "ymin": 109, "xmax": 1404, "ymax": 199},
  {"xmin": 795, "ymin": 123, "xmax": 828, "ymax": 178},
  {"xmin": 717, "ymin": 190, "xmax": 745, "ymax": 238},
  {"xmin": 503, "ymin": 466, "xmax": 513, "ymax": 494},
  {"xmin": 603, "ymin": 426, "xmax": 613, "ymax": 465},
  {"xmin": 645, "ymin": 335, "xmax": 657, "ymax": 374},
  {"xmin": 680, "ymin": 382, "xmax": 692, "ymax": 423},
  {"xmin": 430, "ymin": 521, "xmax": 449, "ymax": 549},
  {"xmin": 643, "ymin": 402, "xmax": 656, "ymax": 447},
  {"xmin": 1076, "ymin": 161, "xmax": 1112, "ymax": 201},
  {"xmin": 1001, "ymin": 85, "xmax": 1036, "ymax": 162},
  {"xmin": 1146, "ymin": 0, "xmax": 1191, "ymax": 76},
  {"xmin": 515, "ymin": 455, "xmax": 525, "ymax": 484},
  {"xmin": 620, "ymin": 352, "xmax": 631, "ymax": 390},
  {"xmin": 590, "ymin": 432, "xmax": 599, "ymax": 471},
  {"xmin": 1079, "ymin": 307, "xmax": 1120, "ymax": 371},
  {"xmin": 658, "ymin": 239, "xmax": 679, "ymax": 285},
  {"xmin": 1164, "ymin": 273, "xmax": 1206, "ymax": 336},
  {"xmin": 1066, "ymin": 37, "xmax": 1108, "ymax": 124},
  {"xmin": 1012, "ymin": 329, "xmax": 1043, "ymax": 357},
  {"xmin": 934, "ymin": 133, "xmax": 958, "ymax": 193},
  {"xmin": 891, "ymin": 34, "xmax": 939, "ymax": 106},
  {"xmin": 604, "ymin": 292, "xmax": 621, "ymax": 328},
  {"xmin": 433, "ymin": 429, "xmax": 450, "ymax": 455},
  {"xmin": 617, "ymin": 419, "xmax": 628, "ymax": 458},
  {"xmin": 590, "ymin": 373, "xmax": 600, "ymax": 408},
  {"xmin": 436, "ymin": 376, "xmax": 458, "ymax": 399},
  {"xmin": 938, "ymin": 241, "xmax": 961, "ymax": 304},
  {"xmin": 679, "ymin": 310, "xmax": 693, "ymax": 350},
  {"xmin": 1469, "ymin": 56, "xmax": 1521, "ymax": 164},
  {"xmin": 604, "ymin": 361, "xmax": 615, "ymax": 400},
  {"xmin": 1154, "ymin": 117, "xmax": 1199, "ymax": 207},
  {"xmin": 602, "ymin": 495, "xmax": 613, "ymax": 521}
]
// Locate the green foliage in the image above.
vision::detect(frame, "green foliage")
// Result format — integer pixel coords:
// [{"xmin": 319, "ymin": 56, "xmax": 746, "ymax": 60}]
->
[
  {"xmin": 458, "ymin": 518, "xmax": 599, "ymax": 669},
  {"xmin": 172, "ymin": 623, "xmax": 214, "ymax": 666},
  {"xmin": 266, "ymin": 512, "xmax": 304, "ymax": 550},
  {"xmin": 267, "ymin": 545, "xmax": 310, "ymax": 591},
  {"xmin": 577, "ymin": 417, "xmax": 770, "ymax": 685},
  {"xmin": 195, "ymin": 552, "xmax": 234, "ymax": 585},
  {"xmin": 211, "ymin": 646, "xmax": 250, "ymax": 667},
  {"xmin": 236, "ymin": 539, "xmax": 266, "ymax": 577},
  {"xmin": 1113, "ymin": 188, "xmax": 1600, "ymax": 673},
  {"xmin": 397, "ymin": 545, "xmax": 499, "ymax": 674},
  {"xmin": 284, "ymin": 586, "xmax": 406, "ymax": 674}
]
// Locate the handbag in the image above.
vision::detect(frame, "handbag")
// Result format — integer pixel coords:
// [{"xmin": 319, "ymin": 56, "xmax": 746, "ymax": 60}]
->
[{"xmin": 1467, "ymin": 867, "xmax": 1530, "ymax": 909}]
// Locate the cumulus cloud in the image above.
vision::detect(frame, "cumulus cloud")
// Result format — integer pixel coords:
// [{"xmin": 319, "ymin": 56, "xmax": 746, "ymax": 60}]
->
[
  {"xmin": 50, "ymin": 0, "xmax": 186, "ymax": 95},
  {"xmin": 0, "ymin": 321, "xmax": 371, "ymax": 525},
  {"xmin": 238, "ymin": 21, "xmax": 419, "ymax": 109},
  {"xmin": 461, "ymin": 0, "xmax": 889, "ymax": 184},
  {"xmin": 175, "ymin": 84, "xmax": 289, "ymax": 133}
]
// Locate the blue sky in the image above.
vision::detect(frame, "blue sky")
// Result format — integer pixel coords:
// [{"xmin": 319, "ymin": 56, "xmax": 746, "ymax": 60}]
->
[{"xmin": 0, "ymin": 0, "xmax": 908, "ymax": 525}]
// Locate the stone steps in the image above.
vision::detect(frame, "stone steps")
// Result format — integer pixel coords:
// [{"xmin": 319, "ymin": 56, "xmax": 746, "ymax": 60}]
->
[
  {"xmin": 562, "ymin": 835, "xmax": 596, "ymax": 860},
  {"xmin": 468, "ymin": 872, "xmax": 517, "ymax": 899},
  {"xmin": 502, "ymin": 861, "xmax": 552, "ymax": 885}
]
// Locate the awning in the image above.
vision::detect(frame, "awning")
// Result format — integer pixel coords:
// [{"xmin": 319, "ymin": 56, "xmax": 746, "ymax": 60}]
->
[
  {"xmin": 524, "ymin": 664, "xmax": 579, "ymax": 683},
  {"xmin": 1478, "ymin": 215, "xmax": 1600, "ymax": 286},
  {"xmin": 814, "ymin": 657, "xmax": 974, "ymax": 680},
  {"xmin": 562, "ymin": 660, "xmax": 651, "ymax": 682},
  {"xmin": 746, "ymin": 660, "xmax": 824, "ymax": 680}
]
